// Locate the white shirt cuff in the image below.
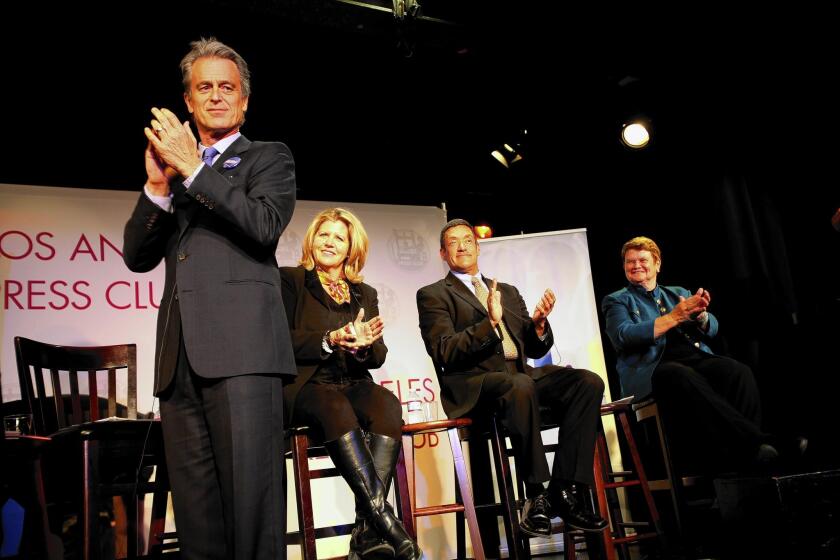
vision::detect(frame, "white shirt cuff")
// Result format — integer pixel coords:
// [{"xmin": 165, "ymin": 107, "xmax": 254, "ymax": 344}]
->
[
  {"xmin": 182, "ymin": 162, "xmax": 206, "ymax": 189},
  {"xmin": 143, "ymin": 186, "xmax": 173, "ymax": 213}
]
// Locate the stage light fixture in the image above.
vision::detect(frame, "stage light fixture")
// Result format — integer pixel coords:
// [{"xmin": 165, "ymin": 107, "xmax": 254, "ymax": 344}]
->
[
  {"xmin": 474, "ymin": 224, "xmax": 493, "ymax": 239},
  {"xmin": 621, "ymin": 120, "xmax": 651, "ymax": 149},
  {"xmin": 490, "ymin": 130, "xmax": 527, "ymax": 168}
]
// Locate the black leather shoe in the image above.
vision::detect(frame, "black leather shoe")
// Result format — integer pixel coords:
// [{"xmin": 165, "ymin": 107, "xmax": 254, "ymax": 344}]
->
[
  {"xmin": 751, "ymin": 435, "xmax": 808, "ymax": 473},
  {"xmin": 778, "ymin": 435, "xmax": 808, "ymax": 460},
  {"xmin": 551, "ymin": 486, "xmax": 608, "ymax": 533},
  {"xmin": 753, "ymin": 443, "xmax": 780, "ymax": 466},
  {"xmin": 348, "ymin": 517, "xmax": 395, "ymax": 559},
  {"xmin": 519, "ymin": 492, "xmax": 552, "ymax": 538}
]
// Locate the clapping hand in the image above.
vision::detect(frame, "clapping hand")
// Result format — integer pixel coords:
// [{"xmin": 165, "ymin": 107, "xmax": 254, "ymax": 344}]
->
[
  {"xmin": 330, "ymin": 308, "xmax": 385, "ymax": 352},
  {"xmin": 531, "ymin": 288, "xmax": 556, "ymax": 336},
  {"xmin": 672, "ymin": 288, "xmax": 711, "ymax": 324},
  {"xmin": 487, "ymin": 279, "xmax": 503, "ymax": 327},
  {"xmin": 144, "ymin": 142, "xmax": 179, "ymax": 196},
  {"xmin": 145, "ymin": 107, "xmax": 201, "ymax": 178},
  {"xmin": 351, "ymin": 308, "xmax": 385, "ymax": 348}
]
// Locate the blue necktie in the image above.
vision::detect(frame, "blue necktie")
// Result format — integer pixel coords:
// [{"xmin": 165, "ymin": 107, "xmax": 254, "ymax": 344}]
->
[{"xmin": 202, "ymin": 146, "xmax": 218, "ymax": 166}]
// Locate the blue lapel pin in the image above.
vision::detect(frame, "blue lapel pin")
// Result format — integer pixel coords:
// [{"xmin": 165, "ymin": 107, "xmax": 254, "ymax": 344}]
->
[{"xmin": 222, "ymin": 156, "xmax": 241, "ymax": 169}]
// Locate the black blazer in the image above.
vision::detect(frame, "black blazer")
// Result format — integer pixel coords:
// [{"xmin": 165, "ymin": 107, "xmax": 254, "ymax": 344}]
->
[
  {"xmin": 280, "ymin": 266, "xmax": 387, "ymax": 423},
  {"xmin": 416, "ymin": 272, "xmax": 554, "ymax": 419},
  {"xmin": 123, "ymin": 135, "xmax": 298, "ymax": 393}
]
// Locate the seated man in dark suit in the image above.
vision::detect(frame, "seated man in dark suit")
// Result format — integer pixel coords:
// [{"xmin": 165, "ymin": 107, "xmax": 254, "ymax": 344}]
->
[
  {"xmin": 416, "ymin": 219, "xmax": 607, "ymax": 537},
  {"xmin": 602, "ymin": 236, "xmax": 805, "ymax": 473}
]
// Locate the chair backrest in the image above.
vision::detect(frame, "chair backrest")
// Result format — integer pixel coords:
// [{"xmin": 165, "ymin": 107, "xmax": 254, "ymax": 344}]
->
[{"xmin": 14, "ymin": 336, "xmax": 137, "ymax": 435}]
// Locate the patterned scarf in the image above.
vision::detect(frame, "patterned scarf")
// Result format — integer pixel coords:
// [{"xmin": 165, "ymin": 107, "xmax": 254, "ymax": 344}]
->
[{"xmin": 316, "ymin": 268, "xmax": 351, "ymax": 305}]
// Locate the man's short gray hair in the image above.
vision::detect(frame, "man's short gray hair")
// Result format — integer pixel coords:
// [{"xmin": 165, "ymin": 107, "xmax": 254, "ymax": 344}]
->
[{"xmin": 180, "ymin": 37, "xmax": 251, "ymax": 98}]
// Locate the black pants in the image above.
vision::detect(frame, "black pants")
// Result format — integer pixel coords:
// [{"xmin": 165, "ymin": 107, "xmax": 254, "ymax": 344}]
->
[
  {"xmin": 652, "ymin": 353, "xmax": 764, "ymax": 472},
  {"xmin": 291, "ymin": 379, "xmax": 403, "ymax": 441},
  {"xmin": 159, "ymin": 337, "xmax": 286, "ymax": 560},
  {"xmin": 474, "ymin": 365, "xmax": 604, "ymax": 488}
]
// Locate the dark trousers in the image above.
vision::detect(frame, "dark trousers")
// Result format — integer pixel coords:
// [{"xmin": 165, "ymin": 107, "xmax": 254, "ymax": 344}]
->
[
  {"xmin": 652, "ymin": 353, "xmax": 764, "ymax": 472},
  {"xmin": 475, "ymin": 365, "xmax": 604, "ymax": 488},
  {"xmin": 159, "ymin": 336, "xmax": 286, "ymax": 560},
  {"xmin": 290, "ymin": 379, "xmax": 404, "ymax": 441}
]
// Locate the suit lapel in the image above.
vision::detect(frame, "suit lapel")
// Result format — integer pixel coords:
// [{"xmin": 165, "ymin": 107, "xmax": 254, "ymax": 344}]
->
[
  {"xmin": 444, "ymin": 271, "xmax": 487, "ymax": 316},
  {"xmin": 212, "ymin": 134, "xmax": 251, "ymax": 172},
  {"xmin": 177, "ymin": 135, "xmax": 252, "ymax": 243}
]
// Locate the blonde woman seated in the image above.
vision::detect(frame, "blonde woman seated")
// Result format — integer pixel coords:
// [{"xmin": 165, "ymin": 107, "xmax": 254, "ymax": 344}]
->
[{"xmin": 281, "ymin": 208, "xmax": 422, "ymax": 560}]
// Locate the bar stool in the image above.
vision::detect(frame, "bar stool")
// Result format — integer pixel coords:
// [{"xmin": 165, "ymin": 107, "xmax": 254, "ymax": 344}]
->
[
  {"xmin": 467, "ymin": 400, "xmax": 665, "ymax": 560},
  {"xmin": 455, "ymin": 414, "xmax": 531, "ymax": 560},
  {"xmin": 394, "ymin": 418, "xmax": 486, "ymax": 560},
  {"xmin": 559, "ymin": 399, "xmax": 665, "ymax": 560},
  {"xmin": 286, "ymin": 425, "xmax": 355, "ymax": 560},
  {"xmin": 631, "ymin": 399, "xmax": 682, "ymax": 530},
  {"xmin": 632, "ymin": 397, "xmax": 714, "ymax": 551}
]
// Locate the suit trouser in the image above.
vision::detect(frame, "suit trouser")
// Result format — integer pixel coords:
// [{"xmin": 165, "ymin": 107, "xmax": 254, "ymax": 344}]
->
[
  {"xmin": 476, "ymin": 365, "xmax": 604, "ymax": 488},
  {"xmin": 159, "ymin": 335, "xmax": 286, "ymax": 560},
  {"xmin": 652, "ymin": 353, "xmax": 764, "ymax": 471}
]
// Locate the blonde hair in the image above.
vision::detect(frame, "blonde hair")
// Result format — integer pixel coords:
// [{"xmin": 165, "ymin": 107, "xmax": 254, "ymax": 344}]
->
[
  {"xmin": 299, "ymin": 208, "xmax": 369, "ymax": 283},
  {"xmin": 621, "ymin": 236, "xmax": 662, "ymax": 265}
]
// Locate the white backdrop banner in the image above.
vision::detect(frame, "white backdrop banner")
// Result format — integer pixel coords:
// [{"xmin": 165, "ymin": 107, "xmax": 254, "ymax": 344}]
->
[
  {"xmin": 480, "ymin": 230, "xmax": 609, "ymax": 378},
  {"xmin": 1, "ymin": 184, "xmax": 609, "ymax": 558},
  {"xmin": 479, "ymin": 230, "xmax": 614, "ymax": 556},
  {"xmin": 0, "ymin": 183, "xmax": 457, "ymax": 557}
]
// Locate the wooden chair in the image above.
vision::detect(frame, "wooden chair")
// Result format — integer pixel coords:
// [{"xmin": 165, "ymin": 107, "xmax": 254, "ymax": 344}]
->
[
  {"xmin": 14, "ymin": 336, "xmax": 171, "ymax": 560},
  {"xmin": 394, "ymin": 417, "xmax": 486, "ymax": 560},
  {"xmin": 285, "ymin": 425, "xmax": 356, "ymax": 560}
]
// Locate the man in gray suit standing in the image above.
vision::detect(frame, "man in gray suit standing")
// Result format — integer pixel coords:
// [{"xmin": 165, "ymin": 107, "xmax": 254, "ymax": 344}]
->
[{"xmin": 123, "ymin": 38, "xmax": 296, "ymax": 559}]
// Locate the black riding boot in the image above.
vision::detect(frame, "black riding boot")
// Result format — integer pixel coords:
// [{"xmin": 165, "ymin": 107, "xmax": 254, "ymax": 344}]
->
[
  {"xmin": 349, "ymin": 433, "xmax": 401, "ymax": 559},
  {"xmin": 326, "ymin": 429, "xmax": 423, "ymax": 560}
]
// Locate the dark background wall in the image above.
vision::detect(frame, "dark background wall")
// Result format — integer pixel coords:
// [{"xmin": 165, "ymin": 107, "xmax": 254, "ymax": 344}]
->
[{"xmin": 3, "ymin": 2, "xmax": 838, "ymax": 465}]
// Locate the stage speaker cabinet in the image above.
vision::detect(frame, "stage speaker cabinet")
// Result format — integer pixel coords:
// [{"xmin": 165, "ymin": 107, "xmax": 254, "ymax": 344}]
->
[{"xmin": 714, "ymin": 470, "xmax": 840, "ymax": 559}]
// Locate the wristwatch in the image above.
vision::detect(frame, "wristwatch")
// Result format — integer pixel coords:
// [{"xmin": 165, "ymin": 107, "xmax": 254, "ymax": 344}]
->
[{"xmin": 322, "ymin": 330, "xmax": 335, "ymax": 354}]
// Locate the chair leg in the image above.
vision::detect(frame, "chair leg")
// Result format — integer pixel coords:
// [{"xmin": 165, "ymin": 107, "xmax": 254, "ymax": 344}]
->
[
  {"xmin": 293, "ymin": 433, "xmax": 318, "ymax": 560},
  {"xmin": 83, "ymin": 439, "xmax": 100, "ymax": 560},
  {"xmin": 599, "ymin": 430, "xmax": 628, "ymax": 559},
  {"xmin": 651, "ymin": 405, "xmax": 684, "ymax": 537},
  {"xmin": 448, "ymin": 427, "xmax": 485, "ymax": 560},
  {"xmin": 491, "ymin": 416, "xmax": 529, "ymax": 560},
  {"xmin": 619, "ymin": 411, "xmax": 664, "ymax": 537},
  {"xmin": 454, "ymin": 470, "xmax": 466, "ymax": 559},
  {"xmin": 395, "ymin": 434, "xmax": 417, "ymax": 539},
  {"xmin": 592, "ymin": 441, "xmax": 617, "ymax": 560},
  {"xmin": 468, "ymin": 435, "xmax": 502, "ymax": 556},
  {"xmin": 563, "ymin": 527, "xmax": 576, "ymax": 559},
  {"xmin": 148, "ymin": 462, "xmax": 169, "ymax": 558},
  {"xmin": 125, "ymin": 495, "xmax": 139, "ymax": 559},
  {"xmin": 34, "ymin": 456, "xmax": 63, "ymax": 560}
]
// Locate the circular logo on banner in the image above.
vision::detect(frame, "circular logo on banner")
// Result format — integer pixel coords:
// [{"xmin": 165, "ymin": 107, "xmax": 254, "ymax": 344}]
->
[
  {"xmin": 387, "ymin": 229, "xmax": 429, "ymax": 270},
  {"xmin": 276, "ymin": 230, "xmax": 302, "ymax": 266}
]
